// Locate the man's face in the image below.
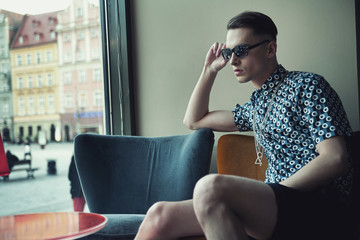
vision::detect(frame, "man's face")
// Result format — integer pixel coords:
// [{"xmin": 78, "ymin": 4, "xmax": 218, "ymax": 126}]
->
[{"xmin": 225, "ymin": 28, "xmax": 271, "ymax": 88}]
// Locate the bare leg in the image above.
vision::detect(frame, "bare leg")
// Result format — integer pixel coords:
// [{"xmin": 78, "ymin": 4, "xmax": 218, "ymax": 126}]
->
[
  {"xmin": 136, "ymin": 174, "xmax": 278, "ymax": 240},
  {"xmin": 135, "ymin": 200, "xmax": 203, "ymax": 240},
  {"xmin": 193, "ymin": 174, "xmax": 277, "ymax": 240}
]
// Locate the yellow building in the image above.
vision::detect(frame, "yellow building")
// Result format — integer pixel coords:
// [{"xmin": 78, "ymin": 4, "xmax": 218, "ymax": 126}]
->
[{"xmin": 11, "ymin": 12, "xmax": 61, "ymax": 143}]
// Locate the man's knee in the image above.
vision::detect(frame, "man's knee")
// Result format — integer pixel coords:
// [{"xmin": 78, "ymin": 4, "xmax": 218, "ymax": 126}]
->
[
  {"xmin": 194, "ymin": 174, "xmax": 225, "ymax": 199},
  {"xmin": 137, "ymin": 201, "xmax": 173, "ymax": 238},
  {"xmin": 193, "ymin": 174, "xmax": 226, "ymax": 217}
]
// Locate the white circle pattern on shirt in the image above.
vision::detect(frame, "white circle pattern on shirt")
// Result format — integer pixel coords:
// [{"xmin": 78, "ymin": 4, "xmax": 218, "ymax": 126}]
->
[{"xmin": 233, "ymin": 65, "xmax": 353, "ymax": 197}]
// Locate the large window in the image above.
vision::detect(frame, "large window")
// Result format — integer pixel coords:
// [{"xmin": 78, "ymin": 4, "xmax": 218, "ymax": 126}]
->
[{"xmin": 1, "ymin": 0, "xmax": 113, "ymax": 216}]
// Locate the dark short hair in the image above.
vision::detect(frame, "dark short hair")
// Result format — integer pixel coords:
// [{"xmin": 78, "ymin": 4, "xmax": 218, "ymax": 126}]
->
[{"xmin": 227, "ymin": 11, "xmax": 278, "ymax": 41}]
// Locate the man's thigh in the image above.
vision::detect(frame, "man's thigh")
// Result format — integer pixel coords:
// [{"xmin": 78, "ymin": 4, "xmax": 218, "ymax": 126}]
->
[{"xmin": 198, "ymin": 175, "xmax": 278, "ymax": 239}]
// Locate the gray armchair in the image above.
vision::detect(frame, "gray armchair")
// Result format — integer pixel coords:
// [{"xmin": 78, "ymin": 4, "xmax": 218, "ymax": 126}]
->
[{"xmin": 74, "ymin": 128, "xmax": 214, "ymax": 239}]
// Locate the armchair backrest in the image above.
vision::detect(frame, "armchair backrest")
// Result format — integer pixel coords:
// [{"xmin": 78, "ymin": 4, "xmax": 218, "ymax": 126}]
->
[{"xmin": 74, "ymin": 128, "xmax": 214, "ymax": 214}]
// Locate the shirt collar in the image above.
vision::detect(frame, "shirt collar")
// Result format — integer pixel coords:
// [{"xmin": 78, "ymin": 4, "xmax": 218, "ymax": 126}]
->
[{"xmin": 251, "ymin": 64, "xmax": 288, "ymax": 102}]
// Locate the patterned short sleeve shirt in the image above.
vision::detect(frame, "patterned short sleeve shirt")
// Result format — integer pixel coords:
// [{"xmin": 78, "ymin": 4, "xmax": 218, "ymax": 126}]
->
[{"xmin": 233, "ymin": 65, "xmax": 353, "ymax": 197}]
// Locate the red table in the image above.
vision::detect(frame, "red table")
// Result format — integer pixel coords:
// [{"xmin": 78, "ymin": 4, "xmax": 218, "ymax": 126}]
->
[{"xmin": 0, "ymin": 212, "xmax": 107, "ymax": 240}]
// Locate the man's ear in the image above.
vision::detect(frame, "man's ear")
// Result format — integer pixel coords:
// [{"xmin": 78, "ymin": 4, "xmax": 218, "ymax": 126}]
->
[{"xmin": 267, "ymin": 41, "xmax": 277, "ymax": 58}]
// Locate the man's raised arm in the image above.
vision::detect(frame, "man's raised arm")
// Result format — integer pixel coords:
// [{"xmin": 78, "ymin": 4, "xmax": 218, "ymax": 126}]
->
[{"xmin": 183, "ymin": 42, "xmax": 237, "ymax": 132}]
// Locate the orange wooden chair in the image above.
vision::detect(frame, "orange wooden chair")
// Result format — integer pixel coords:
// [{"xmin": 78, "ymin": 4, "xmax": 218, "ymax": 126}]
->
[{"xmin": 216, "ymin": 134, "xmax": 268, "ymax": 180}]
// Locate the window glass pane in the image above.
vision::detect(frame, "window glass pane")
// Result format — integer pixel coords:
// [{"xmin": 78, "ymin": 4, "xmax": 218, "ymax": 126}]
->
[
  {"xmin": 27, "ymin": 76, "xmax": 33, "ymax": 88},
  {"xmin": 26, "ymin": 54, "xmax": 31, "ymax": 64},
  {"xmin": 1, "ymin": 0, "xmax": 105, "ymax": 216},
  {"xmin": 16, "ymin": 55, "xmax": 22, "ymax": 66},
  {"xmin": 36, "ymin": 52, "xmax": 41, "ymax": 63},
  {"xmin": 47, "ymin": 73, "xmax": 53, "ymax": 86}
]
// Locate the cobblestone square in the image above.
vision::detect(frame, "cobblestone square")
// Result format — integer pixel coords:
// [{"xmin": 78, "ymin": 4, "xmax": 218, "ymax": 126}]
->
[{"xmin": 0, "ymin": 142, "xmax": 88, "ymax": 216}]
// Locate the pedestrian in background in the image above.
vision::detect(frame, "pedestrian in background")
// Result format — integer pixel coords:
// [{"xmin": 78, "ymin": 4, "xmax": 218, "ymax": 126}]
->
[
  {"xmin": 68, "ymin": 155, "xmax": 86, "ymax": 212},
  {"xmin": 6, "ymin": 150, "xmax": 19, "ymax": 170}
]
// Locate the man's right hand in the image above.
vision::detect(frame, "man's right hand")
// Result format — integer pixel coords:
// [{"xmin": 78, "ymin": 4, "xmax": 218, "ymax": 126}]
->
[{"xmin": 204, "ymin": 42, "xmax": 228, "ymax": 73}]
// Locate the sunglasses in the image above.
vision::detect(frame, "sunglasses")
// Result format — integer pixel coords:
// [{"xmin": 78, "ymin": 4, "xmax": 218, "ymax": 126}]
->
[{"xmin": 221, "ymin": 40, "xmax": 271, "ymax": 60}]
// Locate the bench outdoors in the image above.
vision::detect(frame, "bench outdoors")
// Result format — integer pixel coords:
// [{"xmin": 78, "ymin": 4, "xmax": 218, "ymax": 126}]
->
[{"xmin": 3, "ymin": 159, "xmax": 39, "ymax": 181}]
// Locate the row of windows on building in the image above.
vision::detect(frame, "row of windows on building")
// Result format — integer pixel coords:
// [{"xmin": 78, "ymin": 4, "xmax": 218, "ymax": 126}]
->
[
  {"xmin": 1, "ymin": 92, "xmax": 103, "ymax": 122},
  {"xmin": 1, "ymin": 90, "xmax": 103, "ymax": 116},
  {"xmin": 13, "ymin": 68, "xmax": 101, "ymax": 89},
  {"xmin": 17, "ymin": 17, "xmax": 99, "ymax": 46},
  {"xmin": 17, "ymin": 27, "xmax": 99, "ymax": 47},
  {"xmin": 18, "ymin": 30, "xmax": 56, "ymax": 45},
  {"xmin": 16, "ymin": 73, "xmax": 54, "ymax": 89},
  {"xmin": 18, "ymin": 16, "xmax": 55, "ymax": 45},
  {"xmin": 64, "ymin": 48, "xmax": 100, "ymax": 62},
  {"xmin": 17, "ymin": 95, "xmax": 56, "ymax": 116},
  {"xmin": 64, "ymin": 68, "xmax": 101, "ymax": 84},
  {"xmin": 15, "ymin": 47, "xmax": 100, "ymax": 66},
  {"xmin": 65, "ymin": 90, "xmax": 103, "ymax": 108},
  {"xmin": 63, "ymin": 28, "xmax": 99, "ymax": 42},
  {"xmin": 16, "ymin": 51, "xmax": 53, "ymax": 66}
]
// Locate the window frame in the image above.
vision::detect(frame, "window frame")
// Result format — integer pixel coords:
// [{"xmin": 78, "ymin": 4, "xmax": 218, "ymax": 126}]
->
[{"xmin": 100, "ymin": 0, "xmax": 135, "ymax": 135}]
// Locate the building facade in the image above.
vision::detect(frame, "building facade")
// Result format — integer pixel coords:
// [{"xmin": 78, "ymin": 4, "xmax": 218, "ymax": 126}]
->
[
  {"xmin": 0, "ymin": 10, "xmax": 23, "ymax": 142},
  {"xmin": 10, "ymin": 12, "xmax": 61, "ymax": 143},
  {"xmin": 57, "ymin": 0, "xmax": 104, "ymax": 141}
]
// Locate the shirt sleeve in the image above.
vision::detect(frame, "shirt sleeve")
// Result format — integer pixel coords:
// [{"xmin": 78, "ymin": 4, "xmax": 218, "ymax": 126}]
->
[
  {"xmin": 296, "ymin": 74, "xmax": 352, "ymax": 144},
  {"xmin": 232, "ymin": 102, "xmax": 254, "ymax": 132}
]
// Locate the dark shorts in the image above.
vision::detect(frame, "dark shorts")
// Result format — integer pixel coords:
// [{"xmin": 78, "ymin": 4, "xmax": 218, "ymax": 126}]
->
[{"xmin": 267, "ymin": 183, "xmax": 357, "ymax": 240}]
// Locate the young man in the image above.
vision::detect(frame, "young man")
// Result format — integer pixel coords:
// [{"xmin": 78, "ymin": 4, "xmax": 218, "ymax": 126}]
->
[{"xmin": 135, "ymin": 11, "xmax": 355, "ymax": 240}]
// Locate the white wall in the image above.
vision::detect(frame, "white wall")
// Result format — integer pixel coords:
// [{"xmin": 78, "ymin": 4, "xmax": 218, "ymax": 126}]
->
[{"xmin": 132, "ymin": 0, "xmax": 358, "ymax": 138}]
